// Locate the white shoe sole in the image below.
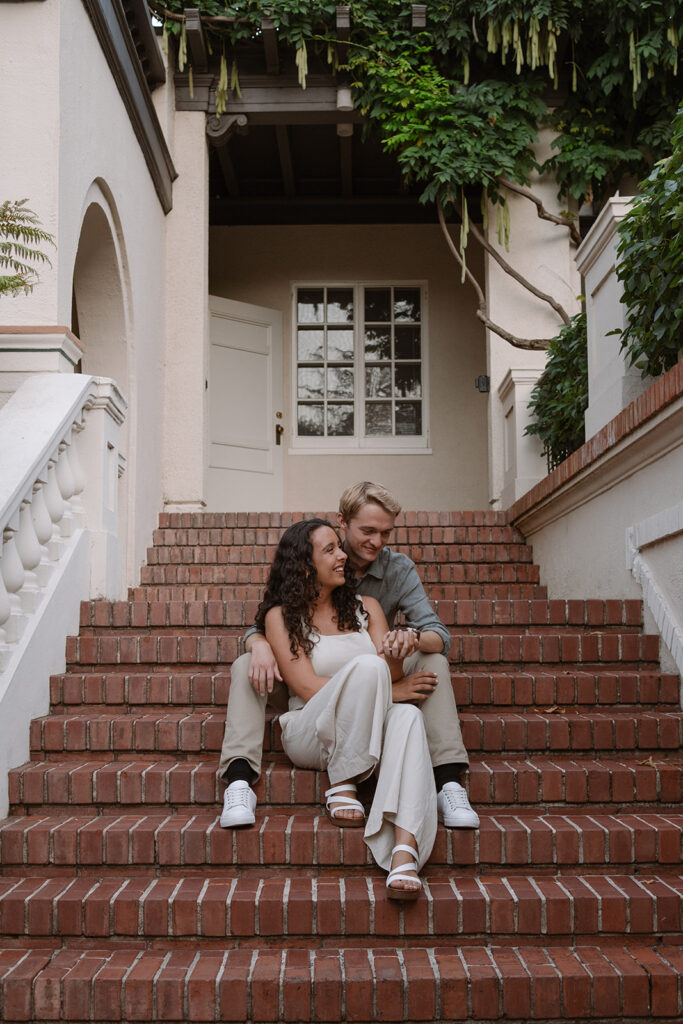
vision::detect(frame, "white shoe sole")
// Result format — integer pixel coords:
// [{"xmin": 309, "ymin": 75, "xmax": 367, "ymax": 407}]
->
[
  {"xmin": 219, "ymin": 808, "xmax": 256, "ymax": 828},
  {"xmin": 437, "ymin": 811, "xmax": 480, "ymax": 829}
]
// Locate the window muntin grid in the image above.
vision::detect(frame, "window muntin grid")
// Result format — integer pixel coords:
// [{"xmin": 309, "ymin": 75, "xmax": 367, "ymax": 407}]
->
[{"xmin": 295, "ymin": 284, "xmax": 424, "ymax": 441}]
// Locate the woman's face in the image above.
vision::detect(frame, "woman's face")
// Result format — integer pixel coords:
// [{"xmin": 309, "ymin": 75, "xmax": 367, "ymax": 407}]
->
[{"xmin": 310, "ymin": 525, "xmax": 347, "ymax": 589}]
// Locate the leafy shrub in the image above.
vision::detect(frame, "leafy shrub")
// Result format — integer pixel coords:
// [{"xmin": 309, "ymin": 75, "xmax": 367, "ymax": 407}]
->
[
  {"xmin": 614, "ymin": 106, "xmax": 683, "ymax": 378},
  {"xmin": 525, "ymin": 312, "xmax": 588, "ymax": 469}
]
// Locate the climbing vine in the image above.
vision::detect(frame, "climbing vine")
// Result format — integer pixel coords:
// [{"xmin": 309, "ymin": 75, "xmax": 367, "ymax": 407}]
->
[
  {"xmin": 614, "ymin": 105, "xmax": 683, "ymax": 378},
  {"xmin": 149, "ymin": 1, "xmax": 681, "ymax": 348}
]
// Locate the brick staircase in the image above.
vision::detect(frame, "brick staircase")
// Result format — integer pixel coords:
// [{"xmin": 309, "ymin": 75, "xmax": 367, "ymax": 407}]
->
[{"xmin": 1, "ymin": 510, "xmax": 681, "ymax": 1022}]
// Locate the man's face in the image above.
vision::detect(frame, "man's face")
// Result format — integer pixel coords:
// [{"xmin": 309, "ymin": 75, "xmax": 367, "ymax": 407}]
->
[{"xmin": 337, "ymin": 502, "xmax": 396, "ymax": 571}]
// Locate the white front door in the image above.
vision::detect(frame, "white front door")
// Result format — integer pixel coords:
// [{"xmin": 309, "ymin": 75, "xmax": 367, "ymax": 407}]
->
[{"xmin": 206, "ymin": 295, "xmax": 283, "ymax": 511}]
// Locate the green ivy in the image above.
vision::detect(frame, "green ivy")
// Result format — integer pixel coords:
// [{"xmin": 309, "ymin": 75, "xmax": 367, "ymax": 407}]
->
[
  {"xmin": 154, "ymin": 1, "xmax": 683, "ymax": 214},
  {"xmin": 524, "ymin": 312, "xmax": 588, "ymax": 467},
  {"xmin": 614, "ymin": 105, "xmax": 683, "ymax": 378}
]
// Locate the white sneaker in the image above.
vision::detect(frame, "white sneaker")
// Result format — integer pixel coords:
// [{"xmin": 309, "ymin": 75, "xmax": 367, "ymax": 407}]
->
[
  {"xmin": 437, "ymin": 781, "xmax": 480, "ymax": 828},
  {"xmin": 220, "ymin": 780, "xmax": 257, "ymax": 828}
]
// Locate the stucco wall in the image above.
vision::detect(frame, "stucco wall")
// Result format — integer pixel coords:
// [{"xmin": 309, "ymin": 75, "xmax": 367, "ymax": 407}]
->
[
  {"xmin": 209, "ymin": 223, "xmax": 490, "ymax": 511},
  {"xmin": 485, "ymin": 133, "xmax": 581, "ymax": 507},
  {"xmin": 0, "ymin": 0, "xmax": 170, "ymax": 588}
]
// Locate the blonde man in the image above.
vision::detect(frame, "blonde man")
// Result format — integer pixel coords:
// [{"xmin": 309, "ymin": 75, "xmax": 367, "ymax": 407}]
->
[{"xmin": 218, "ymin": 481, "xmax": 478, "ymax": 830}]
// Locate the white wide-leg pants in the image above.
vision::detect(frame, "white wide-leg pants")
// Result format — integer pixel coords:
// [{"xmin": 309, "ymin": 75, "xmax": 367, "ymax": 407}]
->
[{"xmin": 278, "ymin": 653, "xmax": 437, "ymax": 872}]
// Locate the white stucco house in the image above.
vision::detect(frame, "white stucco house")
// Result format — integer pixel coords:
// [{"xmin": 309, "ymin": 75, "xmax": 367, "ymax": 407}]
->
[{"xmin": 1, "ymin": 0, "xmax": 681, "ymax": 805}]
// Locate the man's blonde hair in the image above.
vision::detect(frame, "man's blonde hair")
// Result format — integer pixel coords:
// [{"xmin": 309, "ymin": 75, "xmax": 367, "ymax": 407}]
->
[{"xmin": 338, "ymin": 481, "xmax": 401, "ymax": 522}]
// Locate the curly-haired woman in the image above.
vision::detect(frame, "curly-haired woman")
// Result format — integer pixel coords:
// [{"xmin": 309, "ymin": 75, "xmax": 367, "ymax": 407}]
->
[{"xmin": 254, "ymin": 517, "xmax": 437, "ymax": 900}]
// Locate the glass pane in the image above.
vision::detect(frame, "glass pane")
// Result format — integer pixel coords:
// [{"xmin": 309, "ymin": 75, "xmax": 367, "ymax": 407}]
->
[
  {"xmin": 327, "ymin": 367, "xmax": 354, "ymax": 399},
  {"xmin": 364, "ymin": 288, "xmax": 391, "ymax": 322},
  {"xmin": 394, "ymin": 364, "xmax": 422, "ymax": 398},
  {"xmin": 395, "ymin": 401, "xmax": 422, "ymax": 435},
  {"xmin": 365, "ymin": 402, "xmax": 392, "ymax": 436},
  {"xmin": 297, "ymin": 328, "xmax": 324, "ymax": 361},
  {"xmin": 394, "ymin": 288, "xmax": 421, "ymax": 322},
  {"xmin": 297, "ymin": 288, "xmax": 324, "ymax": 323},
  {"xmin": 365, "ymin": 366, "xmax": 391, "ymax": 398},
  {"xmin": 298, "ymin": 367, "xmax": 324, "ymax": 399},
  {"xmin": 298, "ymin": 403, "xmax": 324, "ymax": 435},
  {"xmin": 327, "ymin": 404, "xmax": 354, "ymax": 435},
  {"xmin": 327, "ymin": 288, "xmax": 354, "ymax": 323},
  {"xmin": 327, "ymin": 328, "xmax": 354, "ymax": 361},
  {"xmin": 395, "ymin": 325, "xmax": 421, "ymax": 360},
  {"xmin": 364, "ymin": 328, "xmax": 391, "ymax": 361}
]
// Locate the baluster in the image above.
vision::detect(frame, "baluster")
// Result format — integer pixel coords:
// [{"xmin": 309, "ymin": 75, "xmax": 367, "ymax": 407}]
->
[
  {"xmin": 69, "ymin": 425, "xmax": 86, "ymax": 527},
  {"xmin": 44, "ymin": 458, "xmax": 65, "ymax": 560},
  {"xmin": 16, "ymin": 498, "xmax": 42, "ymax": 612},
  {"xmin": 0, "ymin": 555, "xmax": 10, "ymax": 660},
  {"xmin": 1, "ymin": 528, "xmax": 27, "ymax": 643},
  {"xmin": 31, "ymin": 479, "xmax": 56, "ymax": 587},
  {"xmin": 56, "ymin": 441, "xmax": 76, "ymax": 538}
]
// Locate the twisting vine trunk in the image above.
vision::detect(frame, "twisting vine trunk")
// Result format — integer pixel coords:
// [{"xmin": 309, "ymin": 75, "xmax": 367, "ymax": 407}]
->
[{"xmin": 436, "ymin": 198, "xmax": 552, "ymax": 352}]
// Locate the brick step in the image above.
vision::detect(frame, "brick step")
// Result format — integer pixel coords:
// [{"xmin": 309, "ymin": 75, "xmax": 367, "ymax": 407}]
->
[
  {"xmin": 1, "ymin": 873, "xmax": 680, "ymax": 944},
  {"xmin": 28, "ymin": 711, "xmax": 683, "ymax": 759},
  {"xmin": 1, "ymin": 942, "xmax": 682, "ymax": 1023},
  {"xmin": 158, "ymin": 509, "xmax": 515, "ymax": 528},
  {"xmin": 79, "ymin": 598, "xmax": 643, "ymax": 631},
  {"xmin": 1, "ymin": 811, "xmax": 682, "ymax": 873},
  {"xmin": 144, "ymin": 543, "xmax": 536, "ymax": 567},
  {"xmin": 138, "ymin": 562, "xmax": 542, "ymax": 586},
  {"xmin": 153, "ymin": 522, "xmax": 528, "ymax": 546},
  {"xmin": 128, "ymin": 582, "xmax": 550, "ymax": 602},
  {"xmin": 48, "ymin": 670, "xmax": 680, "ymax": 712},
  {"xmin": 8, "ymin": 757, "xmax": 683, "ymax": 813},
  {"xmin": 63, "ymin": 633, "xmax": 662, "ymax": 671}
]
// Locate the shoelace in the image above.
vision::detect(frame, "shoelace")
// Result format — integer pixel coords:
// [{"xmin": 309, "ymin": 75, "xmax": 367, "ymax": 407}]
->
[
  {"xmin": 225, "ymin": 786, "xmax": 251, "ymax": 808},
  {"xmin": 442, "ymin": 785, "xmax": 468, "ymax": 810}
]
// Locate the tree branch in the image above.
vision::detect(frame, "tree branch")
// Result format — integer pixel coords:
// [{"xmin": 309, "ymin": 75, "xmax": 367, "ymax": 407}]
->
[
  {"xmin": 456, "ymin": 199, "xmax": 571, "ymax": 325},
  {"xmin": 436, "ymin": 198, "xmax": 551, "ymax": 352},
  {"xmin": 498, "ymin": 176, "xmax": 582, "ymax": 247}
]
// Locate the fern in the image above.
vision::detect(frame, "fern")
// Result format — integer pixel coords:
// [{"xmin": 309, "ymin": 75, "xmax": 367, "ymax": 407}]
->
[{"xmin": 0, "ymin": 199, "xmax": 56, "ymax": 297}]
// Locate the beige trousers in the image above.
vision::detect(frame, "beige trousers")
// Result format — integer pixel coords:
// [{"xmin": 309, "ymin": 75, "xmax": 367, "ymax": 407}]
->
[
  {"xmin": 279, "ymin": 653, "xmax": 437, "ymax": 871},
  {"xmin": 217, "ymin": 649, "xmax": 468, "ymax": 783}
]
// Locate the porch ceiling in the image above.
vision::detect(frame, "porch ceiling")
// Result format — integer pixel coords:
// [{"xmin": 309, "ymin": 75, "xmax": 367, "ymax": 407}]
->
[{"xmin": 172, "ymin": 14, "xmax": 437, "ymax": 227}]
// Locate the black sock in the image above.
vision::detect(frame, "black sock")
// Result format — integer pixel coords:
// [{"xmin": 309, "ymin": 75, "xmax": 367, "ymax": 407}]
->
[
  {"xmin": 433, "ymin": 763, "xmax": 466, "ymax": 792},
  {"xmin": 226, "ymin": 758, "xmax": 256, "ymax": 787}
]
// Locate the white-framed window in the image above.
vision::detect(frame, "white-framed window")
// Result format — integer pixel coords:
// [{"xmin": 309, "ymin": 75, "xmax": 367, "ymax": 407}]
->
[{"xmin": 291, "ymin": 282, "xmax": 430, "ymax": 453}]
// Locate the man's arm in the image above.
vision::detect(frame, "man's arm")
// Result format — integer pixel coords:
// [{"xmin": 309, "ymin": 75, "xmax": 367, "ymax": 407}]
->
[
  {"xmin": 243, "ymin": 629, "xmax": 282, "ymax": 695},
  {"xmin": 392, "ymin": 559, "xmax": 451, "ymax": 655}
]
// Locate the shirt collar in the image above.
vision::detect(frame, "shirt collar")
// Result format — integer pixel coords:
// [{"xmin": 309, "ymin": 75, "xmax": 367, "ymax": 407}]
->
[{"xmin": 354, "ymin": 545, "xmax": 389, "ymax": 581}]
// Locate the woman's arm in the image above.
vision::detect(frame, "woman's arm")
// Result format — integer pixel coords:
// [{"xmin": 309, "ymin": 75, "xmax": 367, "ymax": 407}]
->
[
  {"xmin": 264, "ymin": 606, "xmax": 330, "ymax": 702},
  {"xmin": 362, "ymin": 596, "xmax": 415, "ymax": 682}
]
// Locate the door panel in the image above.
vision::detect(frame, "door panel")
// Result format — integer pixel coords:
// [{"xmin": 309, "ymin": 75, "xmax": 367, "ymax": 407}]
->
[{"xmin": 206, "ymin": 296, "xmax": 283, "ymax": 511}]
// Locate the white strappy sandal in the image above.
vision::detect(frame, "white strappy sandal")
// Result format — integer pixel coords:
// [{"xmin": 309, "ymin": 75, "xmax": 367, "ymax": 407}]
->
[
  {"xmin": 386, "ymin": 843, "xmax": 422, "ymax": 902},
  {"xmin": 324, "ymin": 783, "xmax": 366, "ymax": 828}
]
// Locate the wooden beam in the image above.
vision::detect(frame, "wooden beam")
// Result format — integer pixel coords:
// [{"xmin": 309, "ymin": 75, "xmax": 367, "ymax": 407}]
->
[
  {"xmin": 338, "ymin": 125, "xmax": 353, "ymax": 198},
  {"xmin": 261, "ymin": 17, "xmax": 280, "ymax": 75},
  {"xmin": 275, "ymin": 125, "xmax": 296, "ymax": 197},
  {"xmin": 411, "ymin": 4, "xmax": 427, "ymax": 29},
  {"xmin": 215, "ymin": 146, "xmax": 240, "ymax": 198},
  {"xmin": 185, "ymin": 8, "xmax": 208, "ymax": 73},
  {"xmin": 336, "ymin": 5, "xmax": 350, "ymax": 63}
]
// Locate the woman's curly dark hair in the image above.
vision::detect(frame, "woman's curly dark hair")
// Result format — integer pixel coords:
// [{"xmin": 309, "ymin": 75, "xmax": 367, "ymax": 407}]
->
[{"xmin": 254, "ymin": 518, "xmax": 362, "ymax": 658}]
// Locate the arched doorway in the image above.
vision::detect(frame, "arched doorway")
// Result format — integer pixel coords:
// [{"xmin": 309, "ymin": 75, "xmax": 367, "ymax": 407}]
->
[{"xmin": 71, "ymin": 181, "xmax": 133, "ymax": 588}]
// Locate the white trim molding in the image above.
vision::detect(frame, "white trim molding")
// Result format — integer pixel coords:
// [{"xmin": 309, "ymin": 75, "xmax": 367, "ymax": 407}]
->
[{"xmin": 627, "ymin": 501, "xmax": 683, "ymax": 683}]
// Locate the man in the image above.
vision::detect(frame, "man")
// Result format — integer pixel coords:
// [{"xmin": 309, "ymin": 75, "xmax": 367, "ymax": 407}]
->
[{"xmin": 217, "ymin": 481, "xmax": 478, "ymax": 830}]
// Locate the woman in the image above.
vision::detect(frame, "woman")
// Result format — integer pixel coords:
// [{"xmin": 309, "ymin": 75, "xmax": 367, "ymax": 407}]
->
[{"xmin": 254, "ymin": 518, "xmax": 437, "ymax": 900}]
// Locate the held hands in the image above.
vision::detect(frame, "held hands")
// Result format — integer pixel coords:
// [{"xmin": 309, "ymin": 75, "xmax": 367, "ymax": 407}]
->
[
  {"xmin": 391, "ymin": 671, "xmax": 438, "ymax": 703},
  {"xmin": 377, "ymin": 628, "xmax": 421, "ymax": 662},
  {"xmin": 248, "ymin": 637, "xmax": 283, "ymax": 696}
]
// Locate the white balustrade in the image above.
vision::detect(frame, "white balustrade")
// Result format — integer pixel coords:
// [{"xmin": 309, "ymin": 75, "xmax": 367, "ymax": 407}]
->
[{"xmin": 0, "ymin": 374, "xmax": 127, "ymax": 670}]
